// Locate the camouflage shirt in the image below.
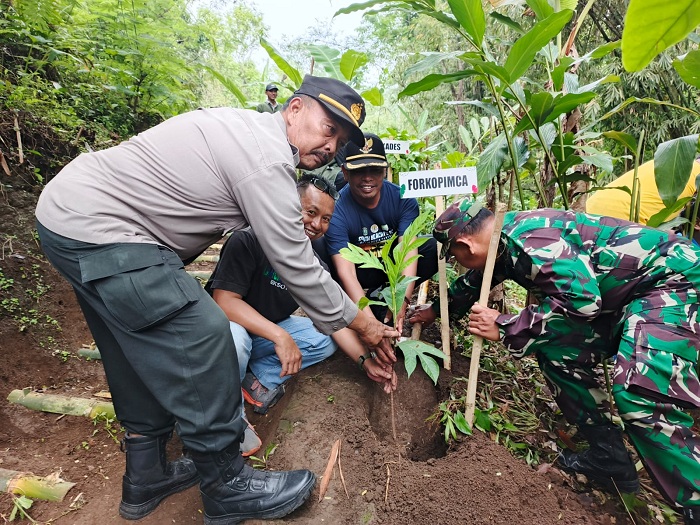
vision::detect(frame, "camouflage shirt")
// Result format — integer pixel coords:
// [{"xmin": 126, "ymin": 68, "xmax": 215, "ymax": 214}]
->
[{"xmin": 443, "ymin": 209, "xmax": 700, "ymax": 357}]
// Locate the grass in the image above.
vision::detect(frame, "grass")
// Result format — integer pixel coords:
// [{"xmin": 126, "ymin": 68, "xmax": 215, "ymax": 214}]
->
[{"xmin": 250, "ymin": 443, "xmax": 278, "ymax": 470}]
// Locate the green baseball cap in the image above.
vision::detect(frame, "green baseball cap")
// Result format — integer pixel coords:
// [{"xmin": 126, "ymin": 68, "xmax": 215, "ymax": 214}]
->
[{"xmin": 433, "ymin": 199, "xmax": 483, "ymax": 258}]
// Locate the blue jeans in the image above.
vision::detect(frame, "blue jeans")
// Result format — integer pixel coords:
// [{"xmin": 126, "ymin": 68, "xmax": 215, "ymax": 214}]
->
[{"xmin": 229, "ymin": 316, "xmax": 337, "ymax": 389}]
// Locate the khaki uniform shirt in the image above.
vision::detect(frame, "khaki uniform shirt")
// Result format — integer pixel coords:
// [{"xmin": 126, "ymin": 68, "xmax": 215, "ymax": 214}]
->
[{"xmin": 36, "ymin": 109, "xmax": 356, "ymax": 333}]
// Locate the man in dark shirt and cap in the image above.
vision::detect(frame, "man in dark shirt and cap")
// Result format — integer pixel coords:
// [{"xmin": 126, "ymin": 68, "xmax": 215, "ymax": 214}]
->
[
  {"xmin": 256, "ymin": 83, "xmax": 280, "ymax": 113},
  {"xmin": 36, "ymin": 75, "xmax": 397, "ymax": 524},
  {"xmin": 324, "ymin": 133, "xmax": 438, "ymax": 333}
]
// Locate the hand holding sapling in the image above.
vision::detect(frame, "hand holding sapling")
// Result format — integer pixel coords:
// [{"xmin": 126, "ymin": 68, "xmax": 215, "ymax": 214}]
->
[
  {"xmin": 363, "ymin": 358, "xmax": 398, "ymax": 393},
  {"xmin": 341, "ymin": 211, "xmax": 447, "ymax": 384}
]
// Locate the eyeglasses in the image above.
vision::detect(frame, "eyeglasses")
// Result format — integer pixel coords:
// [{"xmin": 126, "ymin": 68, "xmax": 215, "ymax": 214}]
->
[{"xmin": 297, "ymin": 176, "xmax": 339, "ymax": 201}]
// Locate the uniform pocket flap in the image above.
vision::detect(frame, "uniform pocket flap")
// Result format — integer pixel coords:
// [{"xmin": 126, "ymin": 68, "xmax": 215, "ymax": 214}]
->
[{"xmin": 79, "ymin": 244, "xmax": 165, "ymax": 282}]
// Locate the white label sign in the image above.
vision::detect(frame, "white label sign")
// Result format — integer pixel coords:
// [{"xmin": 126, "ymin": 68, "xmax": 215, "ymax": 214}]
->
[
  {"xmin": 382, "ymin": 140, "xmax": 411, "ymax": 155},
  {"xmin": 399, "ymin": 167, "xmax": 478, "ymax": 198}
]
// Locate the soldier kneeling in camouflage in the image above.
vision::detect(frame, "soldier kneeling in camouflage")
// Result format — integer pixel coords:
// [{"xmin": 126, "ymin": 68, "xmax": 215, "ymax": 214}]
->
[{"xmin": 409, "ymin": 200, "xmax": 700, "ymax": 524}]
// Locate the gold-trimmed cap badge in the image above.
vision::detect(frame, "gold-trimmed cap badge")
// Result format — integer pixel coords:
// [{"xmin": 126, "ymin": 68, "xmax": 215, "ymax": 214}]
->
[
  {"xmin": 351, "ymin": 103, "xmax": 364, "ymax": 123},
  {"xmin": 361, "ymin": 137, "xmax": 373, "ymax": 153}
]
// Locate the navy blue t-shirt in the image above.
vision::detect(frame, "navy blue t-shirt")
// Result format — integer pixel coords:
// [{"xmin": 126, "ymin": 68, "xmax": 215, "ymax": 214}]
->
[{"xmin": 325, "ymin": 182, "xmax": 419, "ymax": 257}]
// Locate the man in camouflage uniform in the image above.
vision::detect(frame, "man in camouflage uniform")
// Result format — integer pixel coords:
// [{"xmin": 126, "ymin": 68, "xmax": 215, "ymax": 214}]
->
[{"xmin": 409, "ymin": 200, "xmax": 700, "ymax": 524}]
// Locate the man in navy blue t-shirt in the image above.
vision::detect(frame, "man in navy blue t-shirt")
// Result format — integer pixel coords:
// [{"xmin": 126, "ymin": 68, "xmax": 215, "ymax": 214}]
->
[{"xmin": 325, "ymin": 133, "xmax": 437, "ymax": 332}]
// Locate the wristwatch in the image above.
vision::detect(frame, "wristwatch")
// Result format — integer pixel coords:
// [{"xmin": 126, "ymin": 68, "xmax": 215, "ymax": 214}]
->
[{"xmin": 357, "ymin": 352, "xmax": 376, "ymax": 370}]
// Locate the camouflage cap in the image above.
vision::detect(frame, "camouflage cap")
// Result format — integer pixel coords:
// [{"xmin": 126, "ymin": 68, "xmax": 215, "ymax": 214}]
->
[{"xmin": 433, "ymin": 199, "xmax": 483, "ymax": 258}]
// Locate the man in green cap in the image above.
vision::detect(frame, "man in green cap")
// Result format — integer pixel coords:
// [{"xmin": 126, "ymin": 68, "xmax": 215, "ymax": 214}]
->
[
  {"xmin": 35, "ymin": 74, "xmax": 397, "ymax": 524},
  {"xmin": 409, "ymin": 201, "xmax": 700, "ymax": 525}
]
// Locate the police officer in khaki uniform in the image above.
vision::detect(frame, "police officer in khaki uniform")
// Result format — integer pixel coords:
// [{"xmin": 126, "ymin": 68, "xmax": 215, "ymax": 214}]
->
[{"xmin": 36, "ymin": 75, "xmax": 398, "ymax": 524}]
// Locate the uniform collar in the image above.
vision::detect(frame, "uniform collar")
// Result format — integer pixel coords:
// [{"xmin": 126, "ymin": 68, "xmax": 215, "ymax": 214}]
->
[{"xmin": 273, "ymin": 112, "xmax": 300, "ymax": 166}]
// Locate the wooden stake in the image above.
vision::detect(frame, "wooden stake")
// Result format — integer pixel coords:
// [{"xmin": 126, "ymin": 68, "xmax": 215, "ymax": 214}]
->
[
  {"xmin": 410, "ymin": 280, "xmax": 430, "ymax": 341},
  {"xmin": 0, "ymin": 469, "xmax": 75, "ymax": 501},
  {"xmin": 435, "ymin": 196, "xmax": 451, "ymax": 369},
  {"xmin": 464, "ymin": 202, "xmax": 507, "ymax": 426},
  {"xmin": 7, "ymin": 389, "xmax": 115, "ymax": 420}
]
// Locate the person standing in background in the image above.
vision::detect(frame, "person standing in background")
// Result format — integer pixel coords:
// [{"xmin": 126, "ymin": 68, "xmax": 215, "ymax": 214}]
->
[{"xmin": 256, "ymin": 83, "xmax": 280, "ymax": 113}]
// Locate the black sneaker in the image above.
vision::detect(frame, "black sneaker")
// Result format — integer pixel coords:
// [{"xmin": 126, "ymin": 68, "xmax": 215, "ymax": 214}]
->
[{"xmin": 242, "ymin": 373, "xmax": 285, "ymax": 415}]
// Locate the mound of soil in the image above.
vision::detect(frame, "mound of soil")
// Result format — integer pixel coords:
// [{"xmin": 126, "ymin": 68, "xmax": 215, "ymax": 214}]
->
[{"xmin": 0, "ymin": 185, "xmax": 632, "ymax": 524}]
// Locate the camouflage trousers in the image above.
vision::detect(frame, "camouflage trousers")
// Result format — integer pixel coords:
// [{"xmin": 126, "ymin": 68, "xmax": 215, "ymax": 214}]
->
[{"xmin": 526, "ymin": 284, "xmax": 700, "ymax": 508}]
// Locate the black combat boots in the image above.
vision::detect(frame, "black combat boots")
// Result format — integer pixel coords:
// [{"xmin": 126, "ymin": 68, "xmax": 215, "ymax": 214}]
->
[
  {"xmin": 119, "ymin": 432, "xmax": 200, "ymax": 520},
  {"xmin": 189, "ymin": 441, "xmax": 316, "ymax": 525},
  {"xmin": 558, "ymin": 423, "xmax": 639, "ymax": 493}
]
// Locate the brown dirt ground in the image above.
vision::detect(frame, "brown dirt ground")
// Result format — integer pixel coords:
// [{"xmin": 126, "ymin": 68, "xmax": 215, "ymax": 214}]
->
[{"xmin": 0, "ymin": 185, "xmax": 637, "ymax": 525}]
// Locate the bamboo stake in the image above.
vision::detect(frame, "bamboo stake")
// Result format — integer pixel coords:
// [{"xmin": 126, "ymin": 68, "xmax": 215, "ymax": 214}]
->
[
  {"xmin": 318, "ymin": 439, "xmax": 341, "ymax": 502},
  {"xmin": 410, "ymin": 280, "xmax": 430, "ymax": 340},
  {"xmin": 14, "ymin": 116, "xmax": 23, "ymax": 165},
  {"xmin": 7, "ymin": 389, "xmax": 115, "ymax": 420},
  {"xmin": 193, "ymin": 254, "xmax": 219, "ymax": 263},
  {"xmin": 464, "ymin": 203, "xmax": 507, "ymax": 426},
  {"xmin": 77, "ymin": 348, "xmax": 101, "ymax": 360},
  {"xmin": 187, "ymin": 270, "xmax": 212, "ymax": 280},
  {"xmin": 0, "ymin": 469, "xmax": 75, "ymax": 501},
  {"xmin": 435, "ymin": 196, "xmax": 451, "ymax": 369}
]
